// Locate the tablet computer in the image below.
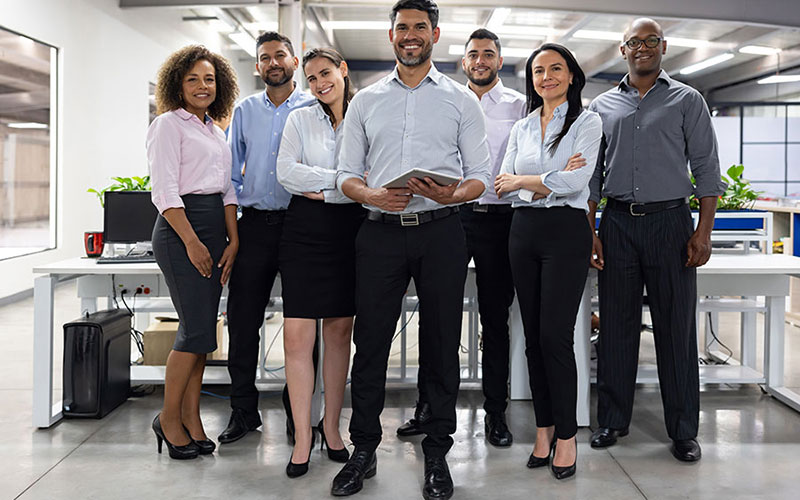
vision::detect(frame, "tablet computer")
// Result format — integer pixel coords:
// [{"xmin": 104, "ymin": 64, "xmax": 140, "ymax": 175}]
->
[{"xmin": 381, "ymin": 168, "xmax": 460, "ymax": 189}]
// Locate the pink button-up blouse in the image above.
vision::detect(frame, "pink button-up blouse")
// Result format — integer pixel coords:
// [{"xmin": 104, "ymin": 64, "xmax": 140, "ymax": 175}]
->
[{"xmin": 147, "ymin": 108, "xmax": 238, "ymax": 214}]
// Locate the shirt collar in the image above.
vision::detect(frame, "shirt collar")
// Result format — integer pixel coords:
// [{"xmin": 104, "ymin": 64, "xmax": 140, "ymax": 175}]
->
[
  {"xmin": 553, "ymin": 100, "xmax": 569, "ymax": 118},
  {"xmin": 312, "ymin": 102, "xmax": 329, "ymax": 121},
  {"xmin": 390, "ymin": 62, "xmax": 442, "ymax": 88},
  {"xmin": 263, "ymin": 83, "xmax": 307, "ymax": 109},
  {"xmin": 174, "ymin": 107, "xmax": 212, "ymax": 125},
  {"xmin": 481, "ymin": 79, "xmax": 505, "ymax": 104},
  {"xmin": 618, "ymin": 69, "xmax": 671, "ymax": 92}
]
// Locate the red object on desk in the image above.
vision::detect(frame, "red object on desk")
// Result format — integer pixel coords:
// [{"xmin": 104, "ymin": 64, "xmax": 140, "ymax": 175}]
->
[{"xmin": 84, "ymin": 231, "xmax": 104, "ymax": 257}]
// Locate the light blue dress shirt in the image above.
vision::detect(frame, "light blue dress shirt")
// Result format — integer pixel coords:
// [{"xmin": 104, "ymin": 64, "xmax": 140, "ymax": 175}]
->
[
  {"xmin": 500, "ymin": 101, "xmax": 602, "ymax": 212},
  {"xmin": 228, "ymin": 86, "xmax": 315, "ymax": 210},
  {"xmin": 336, "ymin": 64, "xmax": 492, "ymax": 214}
]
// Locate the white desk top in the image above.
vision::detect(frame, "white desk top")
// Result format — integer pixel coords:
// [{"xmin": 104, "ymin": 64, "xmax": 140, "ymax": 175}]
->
[{"xmin": 33, "ymin": 257, "xmax": 160, "ymax": 275}]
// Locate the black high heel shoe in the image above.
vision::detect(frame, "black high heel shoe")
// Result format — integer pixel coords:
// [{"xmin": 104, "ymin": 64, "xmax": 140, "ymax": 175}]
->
[
  {"xmin": 318, "ymin": 418, "xmax": 350, "ymax": 463},
  {"xmin": 286, "ymin": 429, "xmax": 316, "ymax": 478},
  {"xmin": 527, "ymin": 436, "xmax": 556, "ymax": 468},
  {"xmin": 152, "ymin": 414, "xmax": 199, "ymax": 460},
  {"xmin": 551, "ymin": 439, "xmax": 577, "ymax": 480},
  {"xmin": 183, "ymin": 425, "xmax": 216, "ymax": 455}
]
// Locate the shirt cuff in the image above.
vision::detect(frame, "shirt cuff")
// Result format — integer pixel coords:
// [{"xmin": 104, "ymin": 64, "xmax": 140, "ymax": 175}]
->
[
  {"xmin": 152, "ymin": 193, "xmax": 185, "ymax": 214},
  {"xmin": 519, "ymin": 189, "xmax": 534, "ymax": 203}
]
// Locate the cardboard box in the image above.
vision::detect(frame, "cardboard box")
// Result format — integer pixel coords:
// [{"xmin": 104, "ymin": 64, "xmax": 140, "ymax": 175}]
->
[{"xmin": 143, "ymin": 317, "xmax": 225, "ymax": 365}]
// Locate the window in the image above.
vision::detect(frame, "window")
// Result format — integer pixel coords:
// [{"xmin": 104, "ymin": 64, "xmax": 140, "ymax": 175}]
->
[{"xmin": 0, "ymin": 27, "xmax": 57, "ymax": 260}]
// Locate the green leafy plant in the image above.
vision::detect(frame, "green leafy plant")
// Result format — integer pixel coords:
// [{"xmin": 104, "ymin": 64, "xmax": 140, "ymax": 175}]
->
[
  {"xmin": 689, "ymin": 164, "xmax": 761, "ymax": 210},
  {"xmin": 88, "ymin": 176, "xmax": 151, "ymax": 207}
]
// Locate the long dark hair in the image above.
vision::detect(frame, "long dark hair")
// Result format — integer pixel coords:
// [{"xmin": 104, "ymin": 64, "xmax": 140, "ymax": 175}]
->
[
  {"xmin": 302, "ymin": 48, "xmax": 355, "ymax": 127},
  {"xmin": 524, "ymin": 43, "xmax": 586, "ymax": 155}
]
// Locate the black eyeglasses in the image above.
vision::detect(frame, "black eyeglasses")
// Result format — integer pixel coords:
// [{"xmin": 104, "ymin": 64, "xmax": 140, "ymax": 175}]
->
[{"xmin": 623, "ymin": 36, "xmax": 662, "ymax": 50}]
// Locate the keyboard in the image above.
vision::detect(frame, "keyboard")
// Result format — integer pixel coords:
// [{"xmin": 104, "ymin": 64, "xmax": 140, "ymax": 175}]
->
[{"xmin": 97, "ymin": 253, "xmax": 156, "ymax": 264}]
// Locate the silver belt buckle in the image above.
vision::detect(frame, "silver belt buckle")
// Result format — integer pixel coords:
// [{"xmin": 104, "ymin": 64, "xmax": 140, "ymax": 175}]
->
[
  {"xmin": 400, "ymin": 213, "xmax": 420, "ymax": 226},
  {"xmin": 629, "ymin": 202, "xmax": 645, "ymax": 216},
  {"xmin": 473, "ymin": 203, "xmax": 489, "ymax": 213}
]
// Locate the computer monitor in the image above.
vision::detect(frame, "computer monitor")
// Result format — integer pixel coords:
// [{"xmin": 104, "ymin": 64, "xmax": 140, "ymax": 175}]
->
[{"xmin": 103, "ymin": 191, "xmax": 159, "ymax": 243}]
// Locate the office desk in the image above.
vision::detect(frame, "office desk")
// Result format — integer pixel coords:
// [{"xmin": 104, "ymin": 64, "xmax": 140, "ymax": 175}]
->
[{"xmin": 509, "ymin": 253, "xmax": 800, "ymax": 427}]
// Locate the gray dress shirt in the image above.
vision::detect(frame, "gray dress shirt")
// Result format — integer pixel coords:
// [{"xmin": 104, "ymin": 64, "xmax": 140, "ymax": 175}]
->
[
  {"xmin": 336, "ymin": 64, "xmax": 492, "ymax": 214},
  {"xmin": 588, "ymin": 70, "xmax": 726, "ymax": 204}
]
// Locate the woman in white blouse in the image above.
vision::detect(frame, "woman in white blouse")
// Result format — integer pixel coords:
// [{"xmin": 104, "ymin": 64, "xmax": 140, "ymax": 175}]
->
[
  {"xmin": 276, "ymin": 47, "xmax": 365, "ymax": 478},
  {"xmin": 495, "ymin": 43, "xmax": 602, "ymax": 480}
]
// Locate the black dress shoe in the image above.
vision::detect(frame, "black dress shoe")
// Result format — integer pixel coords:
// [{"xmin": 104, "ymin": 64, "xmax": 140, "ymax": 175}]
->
[
  {"xmin": 671, "ymin": 438, "xmax": 701, "ymax": 462},
  {"xmin": 286, "ymin": 430, "xmax": 316, "ymax": 478},
  {"xmin": 526, "ymin": 437, "xmax": 555, "ymax": 468},
  {"xmin": 551, "ymin": 441, "xmax": 577, "ymax": 480},
  {"xmin": 589, "ymin": 426, "xmax": 629, "ymax": 448},
  {"xmin": 397, "ymin": 401, "xmax": 432, "ymax": 437},
  {"xmin": 331, "ymin": 449, "xmax": 377, "ymax": 496},
  {"xmin": 217, "ymin": 409, "xmax": 262, "ymax": 444},
  {"xmin": 484, "ymin": 413, "xmax": 513, "ymax": 447},
  {"xmin": 152, "ymin": 414, "xmax": 199, "ymax": 460},
  {"xmin": 183, "ymin": 425, "xmax": 216, "ymax": 455},
  {"xmin": 423, "ymin": 456, "xmax": 454, "ymax": 500}
]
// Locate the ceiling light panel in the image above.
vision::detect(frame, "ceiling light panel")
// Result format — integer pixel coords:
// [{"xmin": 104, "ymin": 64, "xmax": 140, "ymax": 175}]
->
[
  {"xmin": 739, "ymin": 45, "xmax": 782, "ymax": 55},
  {"xmin": 679, "ymin": 53, "xmax": 734, "ymax": 75},
  {"xmin": 757, "ymin": 75, "xmax": 800, "ymax": 84}
]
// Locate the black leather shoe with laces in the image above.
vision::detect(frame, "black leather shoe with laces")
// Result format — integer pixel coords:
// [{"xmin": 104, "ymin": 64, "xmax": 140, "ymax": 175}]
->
[
  {"xmin": 331, "ymin": 449, "xmax": 377, "ymax": 496},
  {"xmin": 217, "ymin": 409, "xmax": 262, "ymax": 444},
  {"xmin": 423, "ymin": 456, "xmax": 454, "ymax": 500},
  {"xmin": 396, "ymin": 401, "xmax": 432, "ymax": 437},
  {"xmin": 671, "ymin": 438, "xmax": 701, "ymax": 462},
  {"xmin": 484, "ymin": 412, "xmax": 513, "ymax": 447}
]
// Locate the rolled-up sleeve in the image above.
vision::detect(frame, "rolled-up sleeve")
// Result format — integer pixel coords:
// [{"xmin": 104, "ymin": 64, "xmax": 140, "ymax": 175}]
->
[
  {"xmin": 457, "ymin": 93, "xmax": 491, "ymax": 194},
  {"xmin": 228, "ymin": 106, "xmax": 245, "ymax": 196},
  {"xmin": 336, "ymin": 95, "xmax": 369, "ymax": 192},
  {"xmin": 277, "ymin": 113, "xmax": 337, "ymax": 195},
  {"xmin": 683, "ymin": 91, "xmax": 726, "ymax": 199},
  {"xmin": 541, "ymin": 112, "xmax": 603, "ymax": 196},
  {"xmin": 147, "ymin": 115, "xmax": 184, "ymax": 214}
]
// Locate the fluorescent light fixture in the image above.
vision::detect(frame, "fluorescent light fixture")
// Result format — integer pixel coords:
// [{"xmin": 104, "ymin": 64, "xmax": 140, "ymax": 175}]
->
[
  {"xmin": 228, "ymin": 31, "xmax": 256, "ymax": 57},
  {"xmin": 486, "ymin": 8, "xmax": 511, "ymax": 32},
  {"xmin": 757, "ymin": 74, "xmax": 800, "ymax": 84},
  {"xmin": 739, "ymin": 45, "xmax": 782, "ymax": 55},
  {"xmin": 322, "ymin": 21, "xmax": 389, "ymax": 30},
  {"xmin": 667, "ymin": 37, "xmax": 709, "ymax": 48},
  {"xmin": 573, "ymin": 30, "xmax": 622, "ymax": 42},
  {"xmin": 494, "ymin": 25, "xmax": 556, "ymax": 38},
  {"xmin": 679, "ymin": 53, "xmax": 734, "ymax": 75},
  {"xmin": 449, "ymin": 45, "xmax": 531, "ymax": 59},
  {"xmin": 8, "ymin": 122, "xmax": 48, "ymax": 129}
]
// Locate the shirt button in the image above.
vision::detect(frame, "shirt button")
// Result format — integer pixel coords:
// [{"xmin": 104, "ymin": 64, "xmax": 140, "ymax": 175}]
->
[
  {"xmin": 272, "ymin": 152, "xmax": 276, "ymax": 155},
  {"xmin": 636, "ymin": 126, "xmax": 640, "ymax": 129},
  {"xmin": 274, "ymin": 132, "xmax": 277, "ymax": 136},
  {"xmin": 635, "ymin": 187, "xmax": 639, "ymax": 191}
]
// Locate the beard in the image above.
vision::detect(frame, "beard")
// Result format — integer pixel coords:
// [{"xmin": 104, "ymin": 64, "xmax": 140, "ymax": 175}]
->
[
  {"xmin": 466, "ymin": 67, "xmax": 497, "ymax": 87},
  {"xmin": 261, "ymin": 67, "xmax": 292, "ymax": 87},
  {"xmin": 394, "ymin": 38, "xmax": 434, "ymax": 67}
]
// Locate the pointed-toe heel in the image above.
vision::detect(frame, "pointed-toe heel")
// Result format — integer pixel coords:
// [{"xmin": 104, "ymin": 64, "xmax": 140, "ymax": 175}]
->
[
  {"xmin": 183, "ymin": 425, "xmax": 216, "ymax": 455},
  {"xmin": 286, "ymin": 429, "xmax": 316, "ymax": 478},
  {"xmin": 318, "ymin": 418, "xmax": 350, "ymax": 463},
  {"xmin": 527, "ymin": 437, "xmax": 555, "ymax": 468},
  {"xmin": 152, "ymin": 414, "xmax": 199, "ymax": 460},
  {"xmin": 551, "ymin": 441, "xmax": 577, "ymax": 480}
]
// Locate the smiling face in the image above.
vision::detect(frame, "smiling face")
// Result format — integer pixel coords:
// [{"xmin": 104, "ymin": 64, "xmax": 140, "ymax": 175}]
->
[
  {"xmin": 462, "ymin": 37, "xmax": 503, "ymax": 87},
  {"xmin": 256, "ymin": 40, "xmax": 298, "ymax": 87},
  {"xmin": 305, "ymin": 56, "xmax": 347, "ymax": 107},
  {"xmin": 621, "ymin": 19, "xmax": 666, "ymax": 76},
  {"xmin": 531, "ymin": 49, "xmax": 572, "ymax": 105},
  {"xmin": 181, "ymin": 59, "xmax": 216, "ymax": 117},
  {"xmin": 389, "ymin": 9, "xmax": 439, "ymax": 67}
]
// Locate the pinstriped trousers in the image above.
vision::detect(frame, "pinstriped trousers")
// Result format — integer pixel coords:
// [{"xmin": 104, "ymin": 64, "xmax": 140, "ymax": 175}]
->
[{"xmin": 596, "ymin": 203, "xmax": 699, "ymax": 440}]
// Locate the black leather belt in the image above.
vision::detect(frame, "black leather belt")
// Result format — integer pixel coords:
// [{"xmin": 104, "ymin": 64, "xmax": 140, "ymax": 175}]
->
[
  {"xmin": 468, "ymin": 202, "xmax": 513, "ymax": 214},
  {"xmin": 366, "ymin": 206, "xmax": 459, "ymax": 226},
  {"xmin": 241, "ymin": 206, "xmax": 286, "ymax": 224},
  {"xmin": 606, "ymin": 197, "xmax": 687, "ymax": 216}
]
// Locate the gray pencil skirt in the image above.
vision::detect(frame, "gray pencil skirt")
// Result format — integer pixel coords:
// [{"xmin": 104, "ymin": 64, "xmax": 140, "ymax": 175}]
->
[{"xmin": 152, "ymin": 194, "xmax": 227, "ymax": 354}]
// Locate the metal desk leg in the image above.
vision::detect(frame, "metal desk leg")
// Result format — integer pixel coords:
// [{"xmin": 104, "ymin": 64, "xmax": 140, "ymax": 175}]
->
[
  {"xmin": 765, "ymin": 294, "xmax": 800, "ymax": 411},
  {"xmin": 33, "ymin": 275, "xmax": 61, "ymax": 428},
  {"xmin": 740, "ymin": 297, "xmax": 757, "ymax": 369}
]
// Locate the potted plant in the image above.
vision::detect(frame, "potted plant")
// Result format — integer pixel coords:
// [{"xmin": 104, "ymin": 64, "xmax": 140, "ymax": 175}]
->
[
  {"xmin": 88, "ymin": 176, "xmax": 151, "ymax": 207},
  {"xmin": 690, "ymin": 164, "xmax": 763, "ymax": 230}
]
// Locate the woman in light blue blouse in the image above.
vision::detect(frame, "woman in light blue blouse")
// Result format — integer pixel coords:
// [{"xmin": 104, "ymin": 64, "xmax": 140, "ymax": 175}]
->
[
  {"xmin": 276, "ymin": 47, "xmax": 364, "ymax": 478},
  {"xmin": 495, "ymin": 43, "xmax": 602, "ymax": 480}
]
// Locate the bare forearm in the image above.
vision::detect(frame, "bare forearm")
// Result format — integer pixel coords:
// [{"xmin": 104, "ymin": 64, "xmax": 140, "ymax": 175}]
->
[
  {"xmin": 224, "ymin": 205, "xmax": 238, "ymax": 245},
  {"xmin": 587, "ymin": 200, "xmax": 598, "ymax": 230},
  {"xmin": 341, "ymin": 178, "xmax": 371, "ymax": 205},
  {"xmin": 452, "ymin": 179, "xmax": 485, "ymax": 204},
  {"xmin": 161, "ymin": 208, "xmax": 200, "ymax": 246},
  {"xmin": 696, "ymin": 196, "xmax": 717, "ymax": 236},
  {"xmin": 517, "ymin": 175, "xmax": 552, "ymax": 195}
]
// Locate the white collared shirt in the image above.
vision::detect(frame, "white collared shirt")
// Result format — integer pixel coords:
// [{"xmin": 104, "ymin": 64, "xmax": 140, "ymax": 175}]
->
[
  {"xmin": 276, "ymin": 103, "xmax": 352, "ymax": 204},
  {"xmin": 336, "ymin": 64, "xmax": 491, "ymax": 214},
  {"xmin": 500, "ymin": 101, "xmax": 602, "ymax": 212}
]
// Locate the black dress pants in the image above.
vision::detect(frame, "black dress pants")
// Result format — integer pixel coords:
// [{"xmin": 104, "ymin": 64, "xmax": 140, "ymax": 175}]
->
[
  {"xmin": 596, "ymin": 203, "xmax": 699, "ymax": 441},
  {"xmin": 509, "ymin": 207, "xmax": 591, "ymax": 440},
  {"xmin": 226, "ymin": 209, "xmax": 283, "ymax": 415},
  {"xmin": 349, "ymin": 214, "xmax": 467, "ymax": 458}
]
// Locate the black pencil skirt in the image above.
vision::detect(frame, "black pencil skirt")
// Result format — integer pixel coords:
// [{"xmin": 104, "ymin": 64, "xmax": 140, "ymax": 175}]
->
[
  {"xmin": 279, "ymin": 195, "xmax": 365, "ymax": 319},
  {"xmin": 152, "ymin": 194, "xmax": 227, "ymax": 353}
]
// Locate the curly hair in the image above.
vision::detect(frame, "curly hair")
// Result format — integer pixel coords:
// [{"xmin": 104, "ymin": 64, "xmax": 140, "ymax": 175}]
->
[{"xmin": 155, "ymin": 45, "xmax": 239, "ymax": 121}]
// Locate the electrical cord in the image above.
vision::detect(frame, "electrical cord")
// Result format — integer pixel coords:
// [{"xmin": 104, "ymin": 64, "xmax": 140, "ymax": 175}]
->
[
  {"xmin": 705, "ymin": 312, "xmax": 733, "ymax": 365},
  {"xmin": 120, "ymin": 290, "xmax": 144, "ymax": 356}
]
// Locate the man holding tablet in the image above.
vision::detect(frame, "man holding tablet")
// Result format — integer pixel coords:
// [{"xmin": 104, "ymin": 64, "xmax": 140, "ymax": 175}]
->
[{"xmin": 332, "ymin": 1, "xmax": 490, "ymax": 498}]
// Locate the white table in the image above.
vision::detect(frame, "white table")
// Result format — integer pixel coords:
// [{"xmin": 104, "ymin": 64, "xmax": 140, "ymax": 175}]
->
[{"xmin": 509, "ymin": 253, "xmax": 800, "ymax": 427}]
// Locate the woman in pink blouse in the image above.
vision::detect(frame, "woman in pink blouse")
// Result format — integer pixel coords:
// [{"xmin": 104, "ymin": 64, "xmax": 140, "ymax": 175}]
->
[{"xmin": 147, "ymin": 45, "xmax": 239, "ymax": 460}]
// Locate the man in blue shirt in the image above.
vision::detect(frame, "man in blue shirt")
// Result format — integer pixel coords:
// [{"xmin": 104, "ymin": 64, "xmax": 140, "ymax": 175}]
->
[{"xmin": 218, "ymin": 32, "xmax": 315, "ymax": 444}]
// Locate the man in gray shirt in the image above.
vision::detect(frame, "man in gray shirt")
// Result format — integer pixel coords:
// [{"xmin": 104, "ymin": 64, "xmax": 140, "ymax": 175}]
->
[
  {"xmin": 331, "ymin": 1, "xmax": 490, "ymax": 498},
  {"xmin": 587, "ymin": 18, "xmax": 726, "ymax": 463}
]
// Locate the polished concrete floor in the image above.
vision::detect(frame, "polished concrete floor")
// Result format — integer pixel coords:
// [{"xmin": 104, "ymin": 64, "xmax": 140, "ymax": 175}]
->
[{"xmin": 2, "ymin": 281, "xmax": 800, "ymax": 500}]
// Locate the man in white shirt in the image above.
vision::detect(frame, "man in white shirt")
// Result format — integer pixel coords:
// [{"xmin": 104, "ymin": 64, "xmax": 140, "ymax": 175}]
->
[
  {"xmin": 331, "ymin": 1, "xmax": 490, "ymax": 498},
  {"xmin": 395, "ymin": 29, "xmax": 525, "ymax": 450}
]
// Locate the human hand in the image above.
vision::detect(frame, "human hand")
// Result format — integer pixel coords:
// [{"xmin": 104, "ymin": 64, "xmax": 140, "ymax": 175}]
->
[
  {"xmin": 303, "ymin": 191, "xmax": 325, "ymax": 201},
  {"xmin": 186, "ymin": 240, "xmax": 213, "ymax": 278},
  {"xmin": 365, "ymin": 187, "xmax": 412, "ymax": 212},
  {"xmin": 494, "ymin": 173, "xmax": 521, "ymax": 196},
  {"xmin": 564, "ymin": 153, "xmax": 586, "ymax": 172},
  {"xmin": 217, "ymin": 241, "xmax": 238, "ymax": 285},
  {"xmin": 406, "ymin": 177, "xmax": 461, "ymax": 204},
  {"xmin": 686, "ymin": 230, "xmax": 712, "ymax": 267},
  {"xmin": 590, "ymin": 233, "xmax": 604, "ymax": 270}
]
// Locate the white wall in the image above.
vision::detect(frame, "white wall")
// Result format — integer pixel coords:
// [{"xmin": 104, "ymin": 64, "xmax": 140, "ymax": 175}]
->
[{"xmin": 0, "ymin": 0, "xmax": 225, "ymax": 299}]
